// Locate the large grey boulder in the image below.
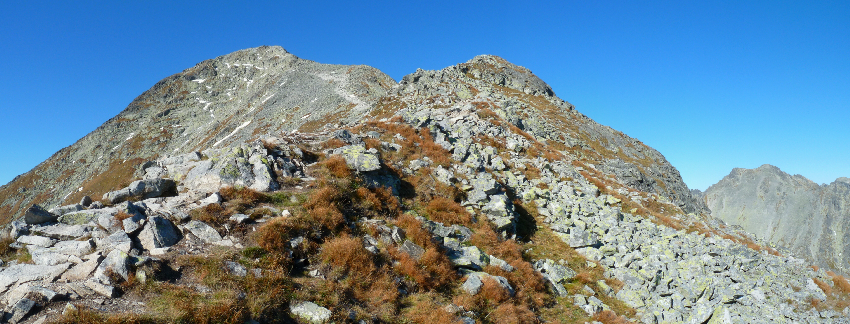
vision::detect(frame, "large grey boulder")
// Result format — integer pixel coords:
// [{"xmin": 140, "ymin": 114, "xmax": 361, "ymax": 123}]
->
[
  {"xmin": 184, "ymin": 220, "xmax": 223, "ymax": 243},
  {"xmin": 94, "ymin": 249, "xmax": 131, "ymax": 282},
  {"xmin": 137, "ymin": 216, "xmax": 180, "ymax": 250},
  {"xmin": 102, "ymin": 178, "xmax": 176, "ymax": 204},
  {"xmin": 289, "ymin": 301, "xmax": 332, "ymax": 323},
  {"xmin": 23, "ymin": 205, "xmax": 57, "ymax": 225}
]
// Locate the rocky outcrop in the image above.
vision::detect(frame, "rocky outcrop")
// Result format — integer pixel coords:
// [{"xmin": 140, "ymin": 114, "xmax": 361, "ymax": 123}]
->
[{"xmin": 705, "ymin": 164, "xmax": 850, "ymax": 275}]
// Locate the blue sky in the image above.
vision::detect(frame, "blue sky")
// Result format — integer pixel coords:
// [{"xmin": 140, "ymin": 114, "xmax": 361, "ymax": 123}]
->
[{"xmin": 0, "ymin": 1, "xmax": 848, "ymax": 191}]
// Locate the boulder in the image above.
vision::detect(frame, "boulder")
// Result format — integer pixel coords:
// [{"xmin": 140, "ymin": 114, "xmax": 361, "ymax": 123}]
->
[
  {"xmin": 16, "ymin": 235, "xmax": 55, "ymax": 248},
  {"xmin": 24, "ymin": 205, "xmax": 57, "ymax": 225},
  {"xmin": 6, "ymin": 298, "xmax": 36, "ymax": 324},
  {"xmin": 533, "ymin": 259, "xmax": 576, "ymax": 283},
  {"xmin": 289, "ymin": 301, "xmax": 332, "ymax": 323},
  {"xmin": 79, "ymin": 196, "xmax": 93, "ymax": 207},
  {"xmin": 84, "ymin": 279, "xmax": 116, "ymax": 298},
  {"xmin": 334, "ymin": 145, "xmax": 381, "ymax": 172},
  {"xmin": 449, "ymin": 246, "xmax": 489, "ymax": 270},
  {"xmin": 102, "ymin": 178, "xmax": 176, "ymax": 204},
  {"xmin": 61, "ymin": 256, "xmax": 103, "ymax": 281},
  {"xmin": 461, "ymin": 272, "xmax": 514, "ymax": 296},
  {"xmin": 94, "ymin": 249, "xmax": 131, "ymax": 282},
  {"xmin": 184, "ymin": 220, "xmax": 223, "ymax": 243},
  {"xmin": 29, "ymin": 224, "xmax": 92, "ymax": 240},
  {"xmin": 100, "ymin": 231, "xmax": 133, "ymax": 253},
  {"xmin": 137, "ymin": 216, "xmax": 180, "ymax": 251}
]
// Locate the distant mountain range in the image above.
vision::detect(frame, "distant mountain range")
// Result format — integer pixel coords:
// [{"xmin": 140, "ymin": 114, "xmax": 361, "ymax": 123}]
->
[{"xmin": 704, "ymin": 164, "xmax": 850, "ymax": 274}]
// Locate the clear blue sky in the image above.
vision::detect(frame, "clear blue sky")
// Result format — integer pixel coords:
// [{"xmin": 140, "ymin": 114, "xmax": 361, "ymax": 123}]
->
[{"xmin": 1, "ymin": 1, "xmax": 848, "ymax": 191}]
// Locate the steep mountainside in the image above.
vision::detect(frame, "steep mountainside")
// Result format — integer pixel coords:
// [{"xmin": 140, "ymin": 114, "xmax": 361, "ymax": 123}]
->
[
  {"xmin": 0, "ymin": 46, "xmax": 394, "ymax": 224},
  {"xmin": 705, "ymin": 164, "xmax": 850, "ymax": 274},
  {"xmin": 1, "ymin": 46, "xmax": 847, "ymax": 323}
]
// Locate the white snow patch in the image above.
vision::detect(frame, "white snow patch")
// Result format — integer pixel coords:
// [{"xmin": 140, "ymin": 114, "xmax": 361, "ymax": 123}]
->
[
  {"xmin": 190, "ymin": 91, "xmax": 197, "ymax": 94},
  {"xmin": 301, "ymin": 114, "xmax": 311, "ymax": 120},
  {"xmin": 124, "ymin": 133, "xmax": 135, "ymax": 142},
  {"xmin": 192, "ymin": 79, "xmax": 206, "ymax": 83},
  {"xmin": 214, "ymin": 120, "xmax": 252, "ymax": 147},
  {"xmin": 206, "ymin": 86, "xmax": 211, "ymax": 89},
  {"xmin": 261, "ymin": 94, "xmax": 274, "ymax": 104}
]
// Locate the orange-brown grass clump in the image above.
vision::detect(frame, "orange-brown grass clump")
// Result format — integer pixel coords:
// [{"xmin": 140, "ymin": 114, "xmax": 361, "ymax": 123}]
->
[
  {"xmin": 490, "ymin": 303, "xmax": 537, "ymax": 324},
  {"xmin": 813, "ymin": 278, "xmax": 833, "ymax": 295},
  {"xmin": 322, "ymin": 138, "xmax": 347, "ymax": 150},
  {"xmin": 425, "ymin": 197, "xmax": 472, "ymax": 226},
  {"xmin": 220, "ymin": 186, "xmax": 266, "ymax": 204},
  {"xmin": 395, "ymin": 213, "xmax": 438, "ymax": 249},
  {"xmin": 402, "ymin": 293, "xmax": 464, "ymax": 324},
  {"xmin": 319, "ymin": 235, "xmax": 375, "ymax": 274},
  {"xmin": 189, "ymin": 203, "xmax": 229, "ymax": 228},
  {"xmin": 114, "ymin": 211, "xmax": 134, "ymax": 222},
  {"xmin": 390, "ymin": 246, "xmax": 457, "ymax": 291},
  {"xmin": 319, "ymin": 154, "xmax": 353, "ymax": 179},
  {"xmin": 309, "ymin": 235, "xmax": 400, "ymax": 321},
  {"xmin": 354, "ymin": 186, "xmax": 401, "ymax": 219},
  {"xmin": 830, "ymin": 272, "xmax": 850, "ymax": 294}
]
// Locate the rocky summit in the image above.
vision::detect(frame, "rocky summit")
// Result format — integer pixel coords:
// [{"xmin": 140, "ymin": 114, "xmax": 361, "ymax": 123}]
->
[
  {"xmin": 0, "ymin": 46, "xmax": 847, "ymax": 323},
  {"xmin": 704, "ymin": 164, "xmax": 850, "ymax": 276}
]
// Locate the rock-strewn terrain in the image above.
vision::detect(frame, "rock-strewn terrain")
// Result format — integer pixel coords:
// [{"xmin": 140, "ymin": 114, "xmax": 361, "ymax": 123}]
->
[
  {"xmin": 705, "ymin": 164, "xmax": 850, "ymax": 275},
  {"xmin": 0, "ymin": 47, "xmax": 847, "ymax": 323}
]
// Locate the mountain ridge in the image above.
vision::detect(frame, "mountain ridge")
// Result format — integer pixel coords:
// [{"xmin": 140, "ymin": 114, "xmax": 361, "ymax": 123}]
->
[{"xmin": 705, "ymin": 163, "xmax": 850, "ymax": 275}]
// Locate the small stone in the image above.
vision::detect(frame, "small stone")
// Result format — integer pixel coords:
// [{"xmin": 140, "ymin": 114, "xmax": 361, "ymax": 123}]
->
[
  {"xmin": 289, "ymin": 301, "xmax": 332, "ymax": 323},
  {"xmin": 224, "ymin": 261, "xmax": 248, "ymax": 277}
]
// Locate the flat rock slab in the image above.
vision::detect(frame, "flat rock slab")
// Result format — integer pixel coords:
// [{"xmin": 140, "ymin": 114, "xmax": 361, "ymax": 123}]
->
[
  {"xmin": 29, "ymin": 224, "xmax": 93, "ymax": 240},
  {"xmin": 184, "ymin": 220, "xmax": 223, "ymax": 243},
  {"xmin": 17, "ymin": 235, "xmax": 56, "ymax": 248},
  {"xmin": 0, "ymin": 263, "xmax": 71, "ymax": 295}
]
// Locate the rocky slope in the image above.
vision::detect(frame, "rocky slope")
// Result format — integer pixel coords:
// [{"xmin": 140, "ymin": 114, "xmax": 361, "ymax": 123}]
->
[
  {"xmin": 0, "ymin": 46, "xmax": 846, "ymax": 323},
  {"xmin": 0, "ymin": 46, "xmax": 394, "ymax": 225},
  {"xmin": 704, "ymin": 164, "xmax": 850, "ymax": 275}
]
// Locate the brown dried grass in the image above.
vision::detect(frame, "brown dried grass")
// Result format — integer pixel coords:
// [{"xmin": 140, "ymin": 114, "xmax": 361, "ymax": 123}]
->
[
  {"xmin": 425, "ymin": 197, "xmax": 471, "ymax": 226},
  {"xmin": 813, "ymin": 277, "xmax": 833, "ymax": 295},
  {"xmin": 403, "ymin": 293, "xmax": 463, "ymax": 324},
  {"xmin": 490, "ymin": 303, "xmax": 537, "ymax": 324}
]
